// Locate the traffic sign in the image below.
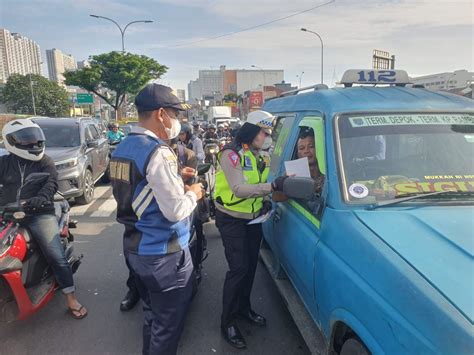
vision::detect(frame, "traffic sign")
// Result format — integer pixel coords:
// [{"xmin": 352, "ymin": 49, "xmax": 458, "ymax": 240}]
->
[{"xmin": 76, "ymin": 93, "xmax": 94, "ymax": 104}]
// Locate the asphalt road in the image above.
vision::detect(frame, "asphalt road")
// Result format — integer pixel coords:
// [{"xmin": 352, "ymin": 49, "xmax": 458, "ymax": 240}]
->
[{"xmin": 0, "ymin": 184, "xmax": 310, "ymax": 355}]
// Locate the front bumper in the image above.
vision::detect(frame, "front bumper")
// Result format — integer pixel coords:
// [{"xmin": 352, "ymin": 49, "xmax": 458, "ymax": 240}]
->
[{"xmin": 56, "ymin": 166, "xmax": 84, "ymax": 198}]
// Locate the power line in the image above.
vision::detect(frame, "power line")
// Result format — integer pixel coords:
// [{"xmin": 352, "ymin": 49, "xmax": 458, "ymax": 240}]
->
[{"xmin": 168, "ymin": 0, "xmax": 335, "ymax": 48}]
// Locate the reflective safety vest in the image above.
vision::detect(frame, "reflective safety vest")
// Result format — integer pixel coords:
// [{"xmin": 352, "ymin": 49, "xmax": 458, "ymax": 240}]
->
[{"xmin": 214, "ymin": 147, "xmax": 270, "ymax": 214}]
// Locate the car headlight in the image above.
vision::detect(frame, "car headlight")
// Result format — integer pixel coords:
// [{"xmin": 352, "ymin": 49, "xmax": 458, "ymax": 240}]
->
[{"xmin": 55, "ymin": 157, "xmax": 78, "ymax": 170}]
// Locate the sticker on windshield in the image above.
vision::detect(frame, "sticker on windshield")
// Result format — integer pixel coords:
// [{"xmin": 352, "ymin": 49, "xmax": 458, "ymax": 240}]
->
[
  {"xmin": 349, "ymin": 183, "xmax": 369, "ymax": 198},
  {"xmin": 349, "ymin": 114, "xmax": 474, "ymax": 128}
]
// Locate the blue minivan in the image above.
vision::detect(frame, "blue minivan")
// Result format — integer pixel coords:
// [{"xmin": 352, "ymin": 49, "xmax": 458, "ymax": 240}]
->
[{"xmin": 261, "ymin": 70, "xmax": 473, "ymax": 355}]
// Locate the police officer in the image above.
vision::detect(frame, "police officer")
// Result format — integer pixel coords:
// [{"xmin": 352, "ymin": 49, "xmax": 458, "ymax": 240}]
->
[
  {"xmin": 214, "ymin": 110, "xmax": 288, "ymax": 349},
  {"xmin": 110, "ymin": 83, "xmax": 204, "ymax": 355}
]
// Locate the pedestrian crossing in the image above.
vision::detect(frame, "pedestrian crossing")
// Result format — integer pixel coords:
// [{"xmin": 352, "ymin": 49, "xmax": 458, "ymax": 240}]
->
[{"xmin": 70, "ymin": 185, "xmax": 116, "ymax": 218}]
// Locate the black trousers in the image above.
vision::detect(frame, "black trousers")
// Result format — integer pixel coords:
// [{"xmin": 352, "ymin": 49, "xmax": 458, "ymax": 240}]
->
[
  {"xmin": 126, "ymin": 248, "xmax": 194, "ymax": 355},
  {"xmin": 215, "ymin": 209, "xmax": 263, "ymax": 328},
  {"xmin": 192, "ymin": 212, "xmax": 206, "ymax": 268},
  {"xmin": 125, "ymin": 256, "xmax": 139, "ymax": 296}
]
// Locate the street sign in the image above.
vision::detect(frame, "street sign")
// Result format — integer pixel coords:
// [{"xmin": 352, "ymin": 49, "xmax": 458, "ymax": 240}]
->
[{"xmin": 76, "ymin": 93, "xmax": 94, "ymax": 104}]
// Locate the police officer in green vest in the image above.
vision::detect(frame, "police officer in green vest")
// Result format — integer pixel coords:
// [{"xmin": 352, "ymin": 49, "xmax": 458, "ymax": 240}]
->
[{"xmin": 214, "ymin": 110, "xmax": 288, "ymax": 349}]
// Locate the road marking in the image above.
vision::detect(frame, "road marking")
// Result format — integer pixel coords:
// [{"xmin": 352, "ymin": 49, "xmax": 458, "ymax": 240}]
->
[
  {"xmin": 90, "ymin": 196, "xmax": 117, "ymax": 217},
  {"xmin": 70, "ymin": 186, "xmax": 112, "ymax": 216}
]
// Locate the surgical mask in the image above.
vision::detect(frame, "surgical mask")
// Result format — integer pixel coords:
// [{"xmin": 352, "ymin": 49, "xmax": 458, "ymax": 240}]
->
[
  {"xmin": 163, "ymin": 111, "xmax": 181, "ymax": 139},
  {"xmin": 262, "ymin": 136, "xmax": 273, "ymax": 150}
]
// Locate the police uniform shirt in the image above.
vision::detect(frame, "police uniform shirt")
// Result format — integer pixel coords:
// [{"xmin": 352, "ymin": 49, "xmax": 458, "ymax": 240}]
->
[{"xmin": 133, "ymin": 127, "xmax": 197, "ymax": 222}]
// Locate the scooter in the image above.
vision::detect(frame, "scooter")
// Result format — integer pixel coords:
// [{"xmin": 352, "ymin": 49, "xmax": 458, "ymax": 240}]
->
[
  {"xmin": 0, "ymin": 172, "xmax": 82, "ymax": 321},
  {"xmin": 204, "ymin": 139, "xmax": 219, "ymax": 167},
  {"xmin": 188, "ymin": 163, "xmax": 212, "ymax": 296}
]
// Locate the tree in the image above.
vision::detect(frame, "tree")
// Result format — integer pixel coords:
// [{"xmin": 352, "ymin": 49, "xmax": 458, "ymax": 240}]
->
[
  {"xmin": 64, "ymin": 51, "xmax": 168, "ymax": 120},
  {"xmin": 2, "ymin": 74, "xmax": 70, "ymax": 117}
]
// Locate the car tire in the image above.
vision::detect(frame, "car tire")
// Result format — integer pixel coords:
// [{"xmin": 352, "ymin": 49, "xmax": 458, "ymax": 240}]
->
[
  {"xmin": 76, "ymin": 169, "xmax": 94, "ymax": 205},
  {"xmin": 340, "ymin": 337, "xmax": 370, "ymax": 355},
  {"xmin": 102, "ymin": 165, "xmax": 111, "ymax": 183}
]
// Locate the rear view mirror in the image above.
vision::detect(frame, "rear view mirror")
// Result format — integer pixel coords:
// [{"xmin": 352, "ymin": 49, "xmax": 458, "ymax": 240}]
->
[
  {"xmin": 283, "ymin": 177, "xmax": 317, "ymax": 200},
  {"xmin": 197, "ymin": 163, "xmax": 212, "ymax": 175},
  {"xmin": 87, "ymin": 140, "xmax": 99, "ymax": 148}
]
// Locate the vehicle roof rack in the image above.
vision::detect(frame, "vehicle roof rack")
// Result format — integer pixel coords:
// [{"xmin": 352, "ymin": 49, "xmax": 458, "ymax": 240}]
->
[{"xmin": 279, "ymin": 84, "xmax": 329, "ymax": 97}]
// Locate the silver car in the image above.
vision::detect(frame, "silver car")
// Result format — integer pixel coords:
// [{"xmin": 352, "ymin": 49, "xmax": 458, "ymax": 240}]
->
[{"xmin": 35, "ymin": 117, "xmax": 109, "ymax": 205}]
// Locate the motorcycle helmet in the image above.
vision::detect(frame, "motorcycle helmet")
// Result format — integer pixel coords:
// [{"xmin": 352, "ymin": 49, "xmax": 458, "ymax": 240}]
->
[
  {"xmin": 246, "ymin": 110, "xmax": 275, "ymax": 135},
  {"xmin": 208, "ymin": 124, "xmax": 216, "ymax": 130},
  {"xmin": 2, "ymin": 119, "xmax": 46, "ymax": 161},
  {"xmin": 180, "ymin": 123, "xmax": 193, "ymax": 138}
]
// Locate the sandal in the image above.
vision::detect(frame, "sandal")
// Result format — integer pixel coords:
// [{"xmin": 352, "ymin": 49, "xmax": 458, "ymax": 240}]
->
[{"xmin": 68, "ymin": 305, "xmax": 88, "ymax": 320}]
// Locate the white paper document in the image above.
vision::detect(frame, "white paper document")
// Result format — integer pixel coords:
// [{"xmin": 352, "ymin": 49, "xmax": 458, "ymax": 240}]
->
[
  {"xmin": 284, "ymin": 157, "xmax": 311, "ymax": 178},
  {"xmin": 247, "ymin": 210, "xmax": 274, "ymax": 225}
]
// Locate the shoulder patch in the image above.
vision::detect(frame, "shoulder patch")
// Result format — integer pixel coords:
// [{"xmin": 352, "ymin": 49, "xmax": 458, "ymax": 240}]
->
[
  {"xmin": 228, "ymin": 151, "xmax": 239, "ymax": 167},
  {"xmin": 160, "ymin": 146, "xmax": 177, "ymax": 162}
]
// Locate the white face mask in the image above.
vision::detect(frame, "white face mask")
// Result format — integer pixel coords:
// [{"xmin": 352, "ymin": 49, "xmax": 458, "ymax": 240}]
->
[
  {"xmin": 163, "ymin": 111, "xmax": 181, "ymax": 140},
  {"xmin": 262, "ymin": 136, "xmax": 273, "ymax": 150}
]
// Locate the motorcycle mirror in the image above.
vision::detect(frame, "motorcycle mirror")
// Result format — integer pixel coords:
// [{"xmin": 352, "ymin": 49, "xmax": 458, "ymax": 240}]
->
[
  {"xmin": 282, "ymin": 177, "xmax": 317, "ymax": 200},
  {"xmin": 197, "ymin": 163, "xmax": 212, "ymax": 175}
]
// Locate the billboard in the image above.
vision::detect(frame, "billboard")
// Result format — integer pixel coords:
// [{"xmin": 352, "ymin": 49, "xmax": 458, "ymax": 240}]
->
[{"xmin": 249, "ymin": 91, "xmax": 263, "ymax": 109}]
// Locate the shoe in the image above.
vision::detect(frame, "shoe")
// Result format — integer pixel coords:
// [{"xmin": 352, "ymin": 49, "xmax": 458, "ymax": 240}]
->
[
  {"xmin": 221, "ymin": 324, "xmax": 247, "ymax": 349},
  {"xmin": 120, "ymin": 290, "xmax": 140, "ymax": 312},
  {"xmin": 238, "ymin": 309, "xmax": 266, "ymax": 326}
]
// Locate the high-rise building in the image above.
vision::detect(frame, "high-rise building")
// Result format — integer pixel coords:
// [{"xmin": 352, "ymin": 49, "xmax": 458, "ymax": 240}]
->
[
  {"xmin": 187, "ymin": 65, "xmax": 285, "ymax": 101},
  {"xmin": 46, "ymin": 48, "xmax": 77, "ymax": 85},
  {"xmin": 176, "ymin": 89, "xmax": 186, "ymax": 103},
  {"xmin": 77, "ymin": 60, "xmax": 90, "ymax": 69},
  {"xmin": 0, "ymin": 28, "xmax": 42, "ymax": 83}
]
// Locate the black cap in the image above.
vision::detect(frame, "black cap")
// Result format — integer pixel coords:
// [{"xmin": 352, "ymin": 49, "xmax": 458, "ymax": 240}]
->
[{"xmin": 135, "ymin": 83, "xmax": 189, "ymax": 113}]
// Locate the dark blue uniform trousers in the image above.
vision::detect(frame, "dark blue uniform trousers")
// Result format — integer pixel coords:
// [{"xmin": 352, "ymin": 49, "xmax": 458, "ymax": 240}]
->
[{"xmin": 126, "ymin": 247, "xmax": 193, "ymax": 355}]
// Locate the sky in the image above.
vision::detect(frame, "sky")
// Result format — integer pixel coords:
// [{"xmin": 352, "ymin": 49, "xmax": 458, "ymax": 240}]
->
[{"xmin": 1, "ymin": 0, "xmax": 472, "ymax": 92}]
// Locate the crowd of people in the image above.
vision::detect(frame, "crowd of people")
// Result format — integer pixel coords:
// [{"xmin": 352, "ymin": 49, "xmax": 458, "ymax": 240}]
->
[{"xmin": 0, "ymin": 83, "xmax": 324, "ymax": 355}]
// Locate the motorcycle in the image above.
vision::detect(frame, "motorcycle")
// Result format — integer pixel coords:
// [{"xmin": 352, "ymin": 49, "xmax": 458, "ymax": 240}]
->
[
  {"xmin": 188, "ymin": 163, "xmax": 212, "ymax": 296},
  {"xmin": 204, "ymin": 138, "xmax": 219, "ymax": 167},
  {"xmin": 0, "ymin": 172, "xmax": 82, "ymax": 321}
]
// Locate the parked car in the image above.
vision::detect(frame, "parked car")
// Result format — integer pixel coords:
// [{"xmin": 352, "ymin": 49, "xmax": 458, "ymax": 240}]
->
[
  {"xmin": 261, "ymin": 69, "xmax": 474, "ymax": 354},
  {"xmin": 34, "ymin": 117, "xmax": 109, "ymax": 205}
]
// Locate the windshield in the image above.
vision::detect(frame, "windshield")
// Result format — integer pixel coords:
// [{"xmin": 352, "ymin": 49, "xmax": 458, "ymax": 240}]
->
[
  {"xmin": 337, "ymin": 113, "xmax": 474, "ymax": 204},
  {"xmin": 37, "ymin": 123, "xmax": 81, "ymax": 148}
]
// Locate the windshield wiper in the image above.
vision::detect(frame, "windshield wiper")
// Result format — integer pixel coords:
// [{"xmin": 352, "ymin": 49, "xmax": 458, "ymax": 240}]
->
[{"xmin": 367, "ymin": 190, "xmax": 474, "ymax": 210}]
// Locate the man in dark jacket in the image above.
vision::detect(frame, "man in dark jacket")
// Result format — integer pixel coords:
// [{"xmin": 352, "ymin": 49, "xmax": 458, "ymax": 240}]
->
[{"xmin": 0, "ymin": 119, "xmax": 87, "ymax": 319}]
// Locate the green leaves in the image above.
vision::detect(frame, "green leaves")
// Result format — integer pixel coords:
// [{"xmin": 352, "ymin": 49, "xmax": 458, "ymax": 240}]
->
[
  {"xmin": 2, "ymin": 74, "xmax": 69, "ymax": 117},
  {"xmin": 64, "ymin": 51, "xmax": 168, "ymax": 115}
]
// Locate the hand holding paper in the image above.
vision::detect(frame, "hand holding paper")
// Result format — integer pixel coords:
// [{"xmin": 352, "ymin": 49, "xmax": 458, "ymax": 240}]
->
[{"xmin": 284, "ymin": 157, "xmax": 311, "ymax": 178}]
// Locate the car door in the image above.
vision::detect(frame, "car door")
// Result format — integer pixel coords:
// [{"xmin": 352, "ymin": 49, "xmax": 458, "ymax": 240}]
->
[
  {"xmin": 90, "ymin": 123, "xmax": 109, "ymax": 175},
  {"xmin": 84, "ymin": 123, "xmax": 101, "ymax": 181},
  {"xmin": 272, "ymin": 114, "xmax": 327, "ymax": 320},
  {"xmin": 262, "ymin": 114, "xmax": 295, "ymax": 252}
]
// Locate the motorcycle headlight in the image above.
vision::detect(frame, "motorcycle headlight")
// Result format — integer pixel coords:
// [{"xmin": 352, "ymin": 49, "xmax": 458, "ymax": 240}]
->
[
  {"xmin": 55, "ymin": 157, "xmax": 78, "ymax": 170},
  {"xmin": 209, "ymin": 148, "xmax": 216, "ymax": 154}
]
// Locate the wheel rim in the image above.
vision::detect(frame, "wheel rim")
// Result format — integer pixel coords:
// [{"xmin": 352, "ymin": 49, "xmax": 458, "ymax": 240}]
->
[{"xmin": 84, "ymin": 171, "xmax": 94, "ymax": 201}]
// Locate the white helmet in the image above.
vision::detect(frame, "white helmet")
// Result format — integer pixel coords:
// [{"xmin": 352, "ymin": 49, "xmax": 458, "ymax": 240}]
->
[
  {"xmin": 2, "ymin": 119, "xmax": 46, "ymax": 161},
  {"xmin": 217, "ymin": 124, "xmax": 225, "ymax": 129},
  {"xmin": 246, "ymin": 110, "xmax": 275, "ymax": 134}
]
